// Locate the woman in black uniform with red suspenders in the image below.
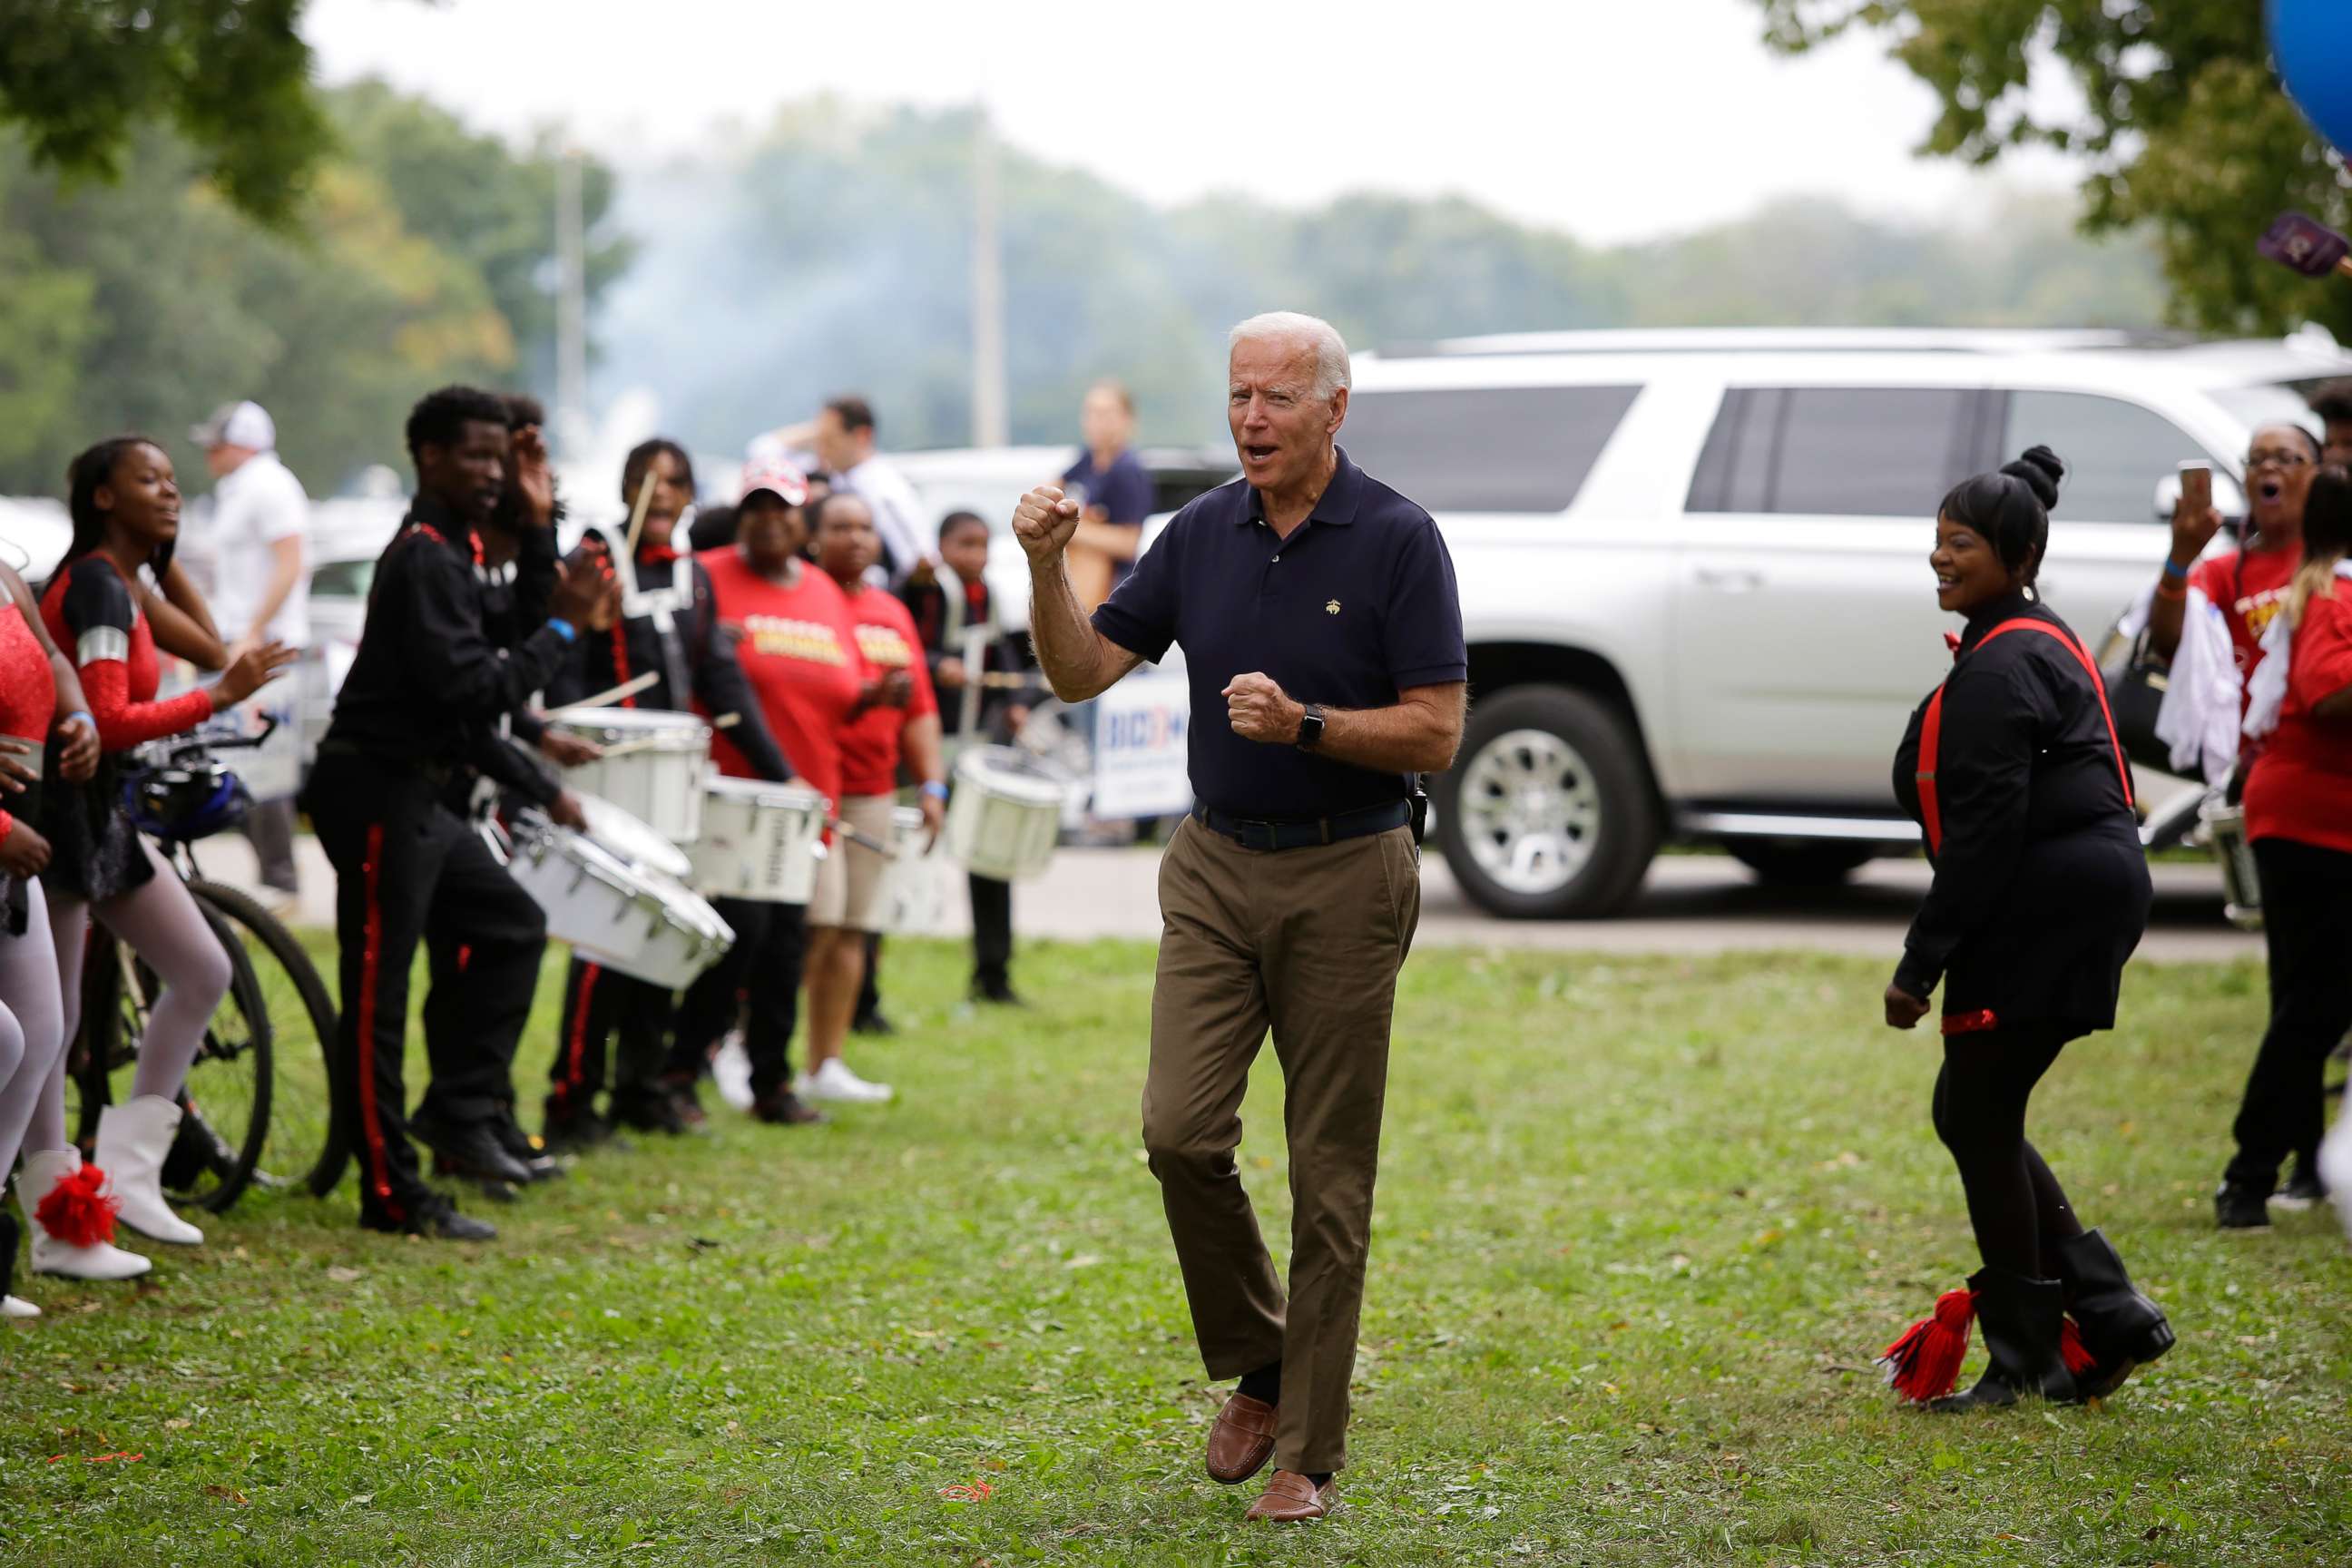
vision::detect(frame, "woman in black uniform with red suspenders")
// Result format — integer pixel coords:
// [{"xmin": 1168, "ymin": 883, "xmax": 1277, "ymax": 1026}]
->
[{"xmin": 1878, "ymin": 446, "xmax": 2173, "ymax": 1412}]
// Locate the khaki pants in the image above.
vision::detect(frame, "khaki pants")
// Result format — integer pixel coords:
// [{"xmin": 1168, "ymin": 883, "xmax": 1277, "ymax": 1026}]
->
[{"xmin": 1142, "ymin": 815, "xmax": 1421, "ymax": 1475}]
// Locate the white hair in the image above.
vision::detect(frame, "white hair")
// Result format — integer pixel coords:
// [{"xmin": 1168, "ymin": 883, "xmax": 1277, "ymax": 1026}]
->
[{"xmin": 1228, "ymin": 311, "xmax": 1351, "ymax": 403}]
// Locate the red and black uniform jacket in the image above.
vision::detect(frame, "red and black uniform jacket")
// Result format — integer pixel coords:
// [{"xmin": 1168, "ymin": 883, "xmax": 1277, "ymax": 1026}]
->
[{"xmin": 899, "ymin": 573, "xmax": 1039, "ymax": 740}]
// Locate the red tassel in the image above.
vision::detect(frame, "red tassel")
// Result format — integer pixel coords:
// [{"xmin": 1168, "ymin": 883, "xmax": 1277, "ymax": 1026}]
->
[
  {"xmin": 34, "ymin": 1163, "xmax": 119, "ymax": 1248},
  {"xmin": 2060, "ymin": 1316, "xmax": 2098, "ymax": 1377},
  {"xmin": 1879, "ymin": 1289, "xmax": 1976, "ymax": 1403}
]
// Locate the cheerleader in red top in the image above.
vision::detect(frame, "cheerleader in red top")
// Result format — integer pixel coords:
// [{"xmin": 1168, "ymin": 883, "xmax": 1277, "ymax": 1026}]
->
[
  {"xmin": 0, "ymin": 555, "xmax": 102, "ymax": 1316},
  {"xmin": 18, "ymin": 437, "xmax": 293, "ymax": 1278}
]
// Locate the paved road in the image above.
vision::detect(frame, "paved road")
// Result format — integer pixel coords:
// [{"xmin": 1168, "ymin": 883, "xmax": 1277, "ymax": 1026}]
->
[{"xmin": 201, "ymin": 836, "xmax": 2257, "ymax": 965}]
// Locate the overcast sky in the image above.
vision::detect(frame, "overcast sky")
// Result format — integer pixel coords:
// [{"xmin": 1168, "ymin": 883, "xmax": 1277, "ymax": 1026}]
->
[{"xmin": 303, "ymin": 0, "xmax": 2082, "ymax": 246}]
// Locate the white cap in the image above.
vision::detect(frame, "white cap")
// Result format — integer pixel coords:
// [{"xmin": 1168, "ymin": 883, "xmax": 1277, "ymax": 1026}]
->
[{"xmin": 191, "ymin": 400, "xmax": 276, "ymax": 453}]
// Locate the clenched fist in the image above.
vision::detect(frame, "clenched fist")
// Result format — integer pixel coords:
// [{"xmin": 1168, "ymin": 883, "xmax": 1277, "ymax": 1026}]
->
[
  {"xmin": 1011, "ymin": 485, "xmax": 1082, "ymax": 566},
  {"xmin": 1224, "ymin": 671, "xmax": 1303, "ymax": 746}
]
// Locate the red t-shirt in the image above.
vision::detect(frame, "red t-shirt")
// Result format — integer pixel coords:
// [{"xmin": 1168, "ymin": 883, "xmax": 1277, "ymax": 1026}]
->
[
  {"xmin": 2245, "ymin": 588, "xmax": 2352, "ymax": 854},
  {"xmin": 2190, "ymin": 543, "xmax": 2299, "ymax": 691},
  {"xmin": 837, "ymin": 584, "xmax": 937, "ymax": 798},
  {"xmin": 0, "ymin": 603, "xmax": 54, "ymax": 744},
  {"xmin": 696, "ymin": 548, "xmax": 861, "ymax": 808}
]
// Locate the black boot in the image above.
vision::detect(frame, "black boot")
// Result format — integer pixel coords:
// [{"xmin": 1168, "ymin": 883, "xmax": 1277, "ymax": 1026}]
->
[
  {"xmin": 2053, "ymin": 1229, "xmax": 2173, "ymax": 1399},
  {"xmin": 1927, "ymin": 1269, "xmax": 2078, "ymax": 1412},
  {"xmin": 1, "ymin": 1210, "xmax": 22, "ymax": 1310}
]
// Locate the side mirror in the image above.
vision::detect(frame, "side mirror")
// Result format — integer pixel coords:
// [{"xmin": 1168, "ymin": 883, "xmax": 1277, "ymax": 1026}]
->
[{"xmin": 2151, "ymin": 469, "xmax": 2249, "ymax": 525}]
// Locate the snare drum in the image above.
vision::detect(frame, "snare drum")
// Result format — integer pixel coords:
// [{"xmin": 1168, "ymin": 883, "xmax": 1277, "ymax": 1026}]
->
[
  {"xmin": 878, "ymin": 804, "xmax": 936, "ymax": 932},
  {"xmin": 544, "ymin": 707, "xmax": 712, "ymax": 845},
  {"xmin": 2199, "ymin": 795, "xmax": 2264, "ymax": 933},
  {"xmin": 576, "ymin": 791, "xmax": 693, "ymax": 881},
  {"xmin": 494, "ymin": 812, "xmax": 734, "ymax": 987},
  {"xmin": 688, "ymin": 777, "xmax": 828, "ymax": 904},
  {"xmin": 942, "ymin": 745, "xmax": 1067, "ymax": 881}
]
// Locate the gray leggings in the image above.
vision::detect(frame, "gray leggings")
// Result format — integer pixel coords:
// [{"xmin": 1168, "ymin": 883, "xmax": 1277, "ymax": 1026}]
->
[
  {"xmin": 24, "ymin": 838, "xmax": 231, "ymax": 1152},
  {"xmin": 0, "ymin": 878, "xmax": 62, "ymax": 1181}
]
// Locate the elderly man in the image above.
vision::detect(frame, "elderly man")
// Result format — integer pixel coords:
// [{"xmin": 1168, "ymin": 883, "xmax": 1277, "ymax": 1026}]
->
[{"xmin": 1013, "ymin": 311, "xmax": 1465, "ymax": 1523}]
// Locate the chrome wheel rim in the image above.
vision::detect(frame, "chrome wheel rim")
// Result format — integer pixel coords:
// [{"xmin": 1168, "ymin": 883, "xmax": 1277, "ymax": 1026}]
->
[{"xmin": 1458, "ymin": 727, "xmax": 1602, "ymax": 896}]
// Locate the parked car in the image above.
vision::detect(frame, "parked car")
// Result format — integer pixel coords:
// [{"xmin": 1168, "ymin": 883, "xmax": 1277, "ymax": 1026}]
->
[{"xmin": 1334, "ymin": 326, "xmax": 2352, "ymax": 918}]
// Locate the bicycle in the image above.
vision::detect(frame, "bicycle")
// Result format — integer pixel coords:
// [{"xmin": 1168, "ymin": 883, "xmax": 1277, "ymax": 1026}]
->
[{"xmin": 65, "ymin": 721, "xmax": 349, "ymax": 1210}]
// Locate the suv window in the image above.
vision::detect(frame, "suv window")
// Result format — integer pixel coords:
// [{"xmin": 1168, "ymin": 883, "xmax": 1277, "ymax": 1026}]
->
[
  {"xmin": 311, "ymin": 559, "xmax": 376, "ymax": 599},
  {"xmin": 2001, "ymin": 390, "xmax": 2210, "ymax": 523},
  {"xmin": 1688, "ymin": 387, "xmax": 1979, "ymax": 516},
  {"xmin": 1342, "ymin": 386, "xmax": 1641, "ymax": 512}
]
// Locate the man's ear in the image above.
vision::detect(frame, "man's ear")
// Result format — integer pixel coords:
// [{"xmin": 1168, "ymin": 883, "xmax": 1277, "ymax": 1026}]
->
[{"xmin": 1327, "ymin": 387, "xmax": 1349, "ymax": 437}]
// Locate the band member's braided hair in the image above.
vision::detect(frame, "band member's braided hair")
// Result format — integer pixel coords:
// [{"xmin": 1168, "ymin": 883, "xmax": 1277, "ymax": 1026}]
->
[{"xmin": 1938, "ymin": 446, "xmax": 2066, "ymax": 586}]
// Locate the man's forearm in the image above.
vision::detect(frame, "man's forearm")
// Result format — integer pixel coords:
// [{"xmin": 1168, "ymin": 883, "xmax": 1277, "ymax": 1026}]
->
[
  {"xmin": 2147, "ymin": 573, "xmax": 2188, "ymax": 661},
  {"xmin": 1027, "ymin": 556, "xmax": 1127, "ymax": 701},
  {"xmin": 1313, "ymin": 699, "xmax": 1462, "ymax": 776},
  {"xmin": 247, "ymin": 539, "xmax": 303, "ymax": 640}
]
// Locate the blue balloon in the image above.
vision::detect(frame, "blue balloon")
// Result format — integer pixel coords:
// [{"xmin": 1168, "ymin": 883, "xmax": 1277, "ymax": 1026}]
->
[{"xmin": 2271, "ymin": 0, "xmax": 2352, "ymax": 153}]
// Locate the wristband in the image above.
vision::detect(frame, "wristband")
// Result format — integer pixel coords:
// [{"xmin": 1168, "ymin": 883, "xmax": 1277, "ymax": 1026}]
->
[
  {"xmin": 547, "ymin": 618, "xmax": 578, "ymax": 643},
  {"xmin": 63, "ymin": 710, "xmax": 93, "ymax": 732},
  {"xmin": 920, "ymin": 779, "xmax": 949, "ymax": 801},
  {"xmin": 2161, "ymin": 557, "xmax": 2191, "ymax": 581}
]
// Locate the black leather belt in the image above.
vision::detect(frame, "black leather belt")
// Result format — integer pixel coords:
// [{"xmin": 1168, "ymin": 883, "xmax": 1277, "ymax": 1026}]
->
[{"xmin": 1191, "ymin": 798, "xmax": 1411, "ymax": 852}]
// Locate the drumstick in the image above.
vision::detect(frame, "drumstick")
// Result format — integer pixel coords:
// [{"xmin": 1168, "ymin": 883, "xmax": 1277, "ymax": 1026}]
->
[
  {"xmin": 566, "ymin": 672, "xmax": 660, "ymax": 711},
  {"xmin": 622, "ymin": 468, "xmax": 659, "ymax": 560},
  {"xmin": 711, "ymin": 712, "xmax": 741, "ymax": 730},
  {"xmin": 826, "ymin": 815, "xmax": 898, "ymax": 857}
]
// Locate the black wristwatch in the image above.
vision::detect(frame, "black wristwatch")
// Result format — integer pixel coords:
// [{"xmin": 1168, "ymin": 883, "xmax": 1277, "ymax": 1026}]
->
[{"xmin": 1294, "ymin": 702, "xmax": 1326, "ymax": 751}]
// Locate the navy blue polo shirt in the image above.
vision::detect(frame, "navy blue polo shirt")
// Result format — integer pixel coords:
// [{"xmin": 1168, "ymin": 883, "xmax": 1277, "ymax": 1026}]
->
[{"xmin": 1092, "ymin": 447, "xmax": 1465, "ymax": 819}]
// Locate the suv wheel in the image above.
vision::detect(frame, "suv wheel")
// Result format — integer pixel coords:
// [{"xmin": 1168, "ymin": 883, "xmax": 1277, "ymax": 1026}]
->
[
  {"xmin": 1436, "ymin": 685, "xmax": 1660, "ymax": 919},
  {"xmin": 1725, "ymin": 840, "xmax": 1877, "ymax": 887}
]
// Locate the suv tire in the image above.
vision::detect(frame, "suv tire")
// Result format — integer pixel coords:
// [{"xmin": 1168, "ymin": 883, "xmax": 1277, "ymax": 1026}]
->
[
  {"xmin": 1726, "ymin": 840, "xmax": 1877, "ymax": 887},
  {"xmin": 1436, "ymin": 685, "xmax": 1659, "ymax": 919}
]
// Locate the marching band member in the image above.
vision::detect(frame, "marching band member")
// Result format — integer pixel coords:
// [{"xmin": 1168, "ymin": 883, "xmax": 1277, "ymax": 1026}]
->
[
  {"xmin": 667, "ymin": 462, "xmax": 854, "ymax": 1128},
  {"xmin": 2218, "ymin": 466, "xmax": 2352, "ymax": 1228},
  {"xmin": 0, "ymin": 557, "xmax": 101, "ymax": 1314},
  {"xmin": 306, "ymin": 387, "xmax": 607, "ymax": 1241},
  {"xmin": 804, "ymin": 492, "xmax": 945, "ymax": 1105},
  {"xmin": 542, "ymin": 439, "xmax": 794, "ymax": 1146},
  {"xmin": 20, "ymin": 437, "xmax": 291, "ymax": 1277},
  {"xmin": 1880, "ymin": 447, "xmax": 2171, "ymax": 1412}
]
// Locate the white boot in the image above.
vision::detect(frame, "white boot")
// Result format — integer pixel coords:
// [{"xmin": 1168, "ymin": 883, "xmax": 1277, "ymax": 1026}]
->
[
  {"xmin": 94, "ymin": 1095, "xmax": 204, "ymax": 1245},
  {"xmin": 3, "ymin": 1295, "xmax": 37, "ymax": 1318},
  {"xmin": 23, "ymin": 1149, "xmax": 152, "ymax": 1280}
]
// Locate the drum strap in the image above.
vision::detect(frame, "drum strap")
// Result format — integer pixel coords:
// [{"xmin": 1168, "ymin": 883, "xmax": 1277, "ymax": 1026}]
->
[{"xmin": 1918, "ymin": 617, "xmax": 2132, "ymax": 858}]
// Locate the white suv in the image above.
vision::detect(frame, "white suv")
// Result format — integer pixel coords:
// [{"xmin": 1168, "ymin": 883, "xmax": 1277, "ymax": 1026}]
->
[{"xmin": 1341, "ymin": 328, "xmax": 2352, "ymax": 918}]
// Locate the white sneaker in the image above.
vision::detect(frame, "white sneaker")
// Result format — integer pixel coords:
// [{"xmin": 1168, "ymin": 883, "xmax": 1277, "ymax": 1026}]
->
[
  {"xmin": 22, "ymin": 1150, "xmax": 152, "ymax": 1281},
  {"xmin": 802, "ymin": 1059, "xmax": 893, "ymax": 1104},
  {"xmin": 713, "ymin": 1031, "xmax": 755, "ymax": 1112},
  {"xmin": 94, "ymin": 1095, "xmax": 205, "ymax": 1245},
  {"xmin": 3, "ymin": 1296, "xmax": 38, "ymax": 1319}
]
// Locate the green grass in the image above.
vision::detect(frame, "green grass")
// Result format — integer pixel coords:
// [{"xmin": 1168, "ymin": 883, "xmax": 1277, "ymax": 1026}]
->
[{"xmin": 5, "ymin": 939, "xmax": 2348, "ymax": 1567}]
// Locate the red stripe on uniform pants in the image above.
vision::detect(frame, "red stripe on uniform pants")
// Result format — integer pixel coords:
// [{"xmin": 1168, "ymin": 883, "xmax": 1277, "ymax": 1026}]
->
[
  {"xmin": 355, "ymin": 822, "xmax": 403, "ymax": 1223},
  {"xmin": 565, "ymin": 963, "xmax": 602, "ymax": 1092},
  {"xmin": 1916, "ymin": 618, "xmax": 2133, "ymax": 858}
]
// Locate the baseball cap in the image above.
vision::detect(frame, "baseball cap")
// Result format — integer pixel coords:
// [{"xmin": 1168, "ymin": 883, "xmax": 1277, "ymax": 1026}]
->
[
  {"xmin": 190, "ymin": 400, "xmax": 276, "ymax": 452},
  {"xmin": 737, "ymin": 458, "xmax": 809, "ymax": 507}
]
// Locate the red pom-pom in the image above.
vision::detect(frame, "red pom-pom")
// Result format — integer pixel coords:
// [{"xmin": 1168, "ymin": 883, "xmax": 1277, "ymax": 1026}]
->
[
  {"xmin": 1879, "ymin": 1288, "xmax": 1976, "ymax": 1404},
  {"xmin": 34, "ymin": 1163, "xmax": 119, "ymax": 1248},
  {"xmin": 2060, "ymin": 1316, "xmax": 2098, "ymax": 1377}
]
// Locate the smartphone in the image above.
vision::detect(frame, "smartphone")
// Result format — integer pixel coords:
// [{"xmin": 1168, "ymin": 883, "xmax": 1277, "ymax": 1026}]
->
[{"xmin": 2178, "ymin": 461, "xmax": 2213, "ymax": 514}]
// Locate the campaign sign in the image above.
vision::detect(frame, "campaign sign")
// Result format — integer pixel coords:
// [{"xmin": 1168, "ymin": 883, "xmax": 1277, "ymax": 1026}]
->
[{"xmin": 1091, "ymin": 672, "xmax": 1193, "ymax": 819}]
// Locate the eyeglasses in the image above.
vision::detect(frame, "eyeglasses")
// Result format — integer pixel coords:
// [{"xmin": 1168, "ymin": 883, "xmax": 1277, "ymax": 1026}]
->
[{"xmin": 2246, "ymin": 448, "xmax": 2315, "ymax": 469}]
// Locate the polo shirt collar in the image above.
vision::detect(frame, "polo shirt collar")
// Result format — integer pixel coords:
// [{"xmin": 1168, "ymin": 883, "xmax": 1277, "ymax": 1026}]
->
[{"xmin": 1241, "ymin": 446, "xmax": 1364, "ymax": 527}]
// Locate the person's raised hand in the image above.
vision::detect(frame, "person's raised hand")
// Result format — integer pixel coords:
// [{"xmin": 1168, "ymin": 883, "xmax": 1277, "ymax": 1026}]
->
[
  {"xmin": 0, "ymin": 818, "xmax": 51, "ymax": 878},
  {"xmin": 1883, "ymin": 982, "xmax": 1931, "ymax": 1031},
  {"xmin": 1011, "ymin": 486, "xmax": 1082, "ymax": 566},
  {"xmin": 1223, "ymin": 671, "xmax": 1302, "ymax": 746},
  {"xmin": 53, "ymin": 713, "xmax": 99, "ymax": 782},
  {"xmin": 2169, "ymin": 489, "xmax": 2225, "ymax": 568},
  {"xmin": 548, "ymin": 558, "xmax": 610, "ymax": 630},
  {"xmin": 514, "ymin": 424, "xmax": 557, "ymax": 529},
  {"xmin": 214, "ymin": 641, "xmax": 297, "ymax": 709}
]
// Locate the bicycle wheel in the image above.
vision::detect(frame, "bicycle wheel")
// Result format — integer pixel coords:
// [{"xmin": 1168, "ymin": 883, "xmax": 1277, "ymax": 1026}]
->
[
  {"xmin": 74, "ymin": 902, "xmax": 273, "ymax": 1213},
  {"xmin": 189, "ymin": 879, "xmax": 348, "ymax": 1198}
]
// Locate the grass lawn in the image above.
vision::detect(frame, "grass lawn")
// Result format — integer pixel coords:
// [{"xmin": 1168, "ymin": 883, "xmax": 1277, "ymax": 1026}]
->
[{"xmin": 3, "ymin": 936, "xmax": 2348, "ymax": 1567}]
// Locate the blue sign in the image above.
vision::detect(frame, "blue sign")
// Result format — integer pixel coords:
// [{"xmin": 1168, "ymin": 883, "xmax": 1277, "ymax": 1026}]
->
[{"xmin": 2272, "ymin": 0, "xmax": 2352, "ymax": 155}]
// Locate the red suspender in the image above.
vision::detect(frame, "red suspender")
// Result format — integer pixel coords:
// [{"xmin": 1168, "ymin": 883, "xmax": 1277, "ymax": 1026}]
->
[{"xmin": 1916, "ymin": 618, "xmax": 2133, "ymax": 858}]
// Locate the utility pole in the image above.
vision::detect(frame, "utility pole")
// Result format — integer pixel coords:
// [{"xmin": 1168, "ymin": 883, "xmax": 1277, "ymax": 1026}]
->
[
  {"xmin": 970, "ymin": 106, "xmax": 1009, "ymax": 449},
  {"xmin": 554, "ymin": 148, "xmax": 591, "ymax": 461}
]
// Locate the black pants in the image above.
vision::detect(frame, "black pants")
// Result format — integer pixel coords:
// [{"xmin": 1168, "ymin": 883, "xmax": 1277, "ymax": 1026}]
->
[
  {"xmin": 547, "ymin": 956, "xmax": 674, "ymax": 1120},
  {"xmin": 309, "ymin": 754, "xmax": 547, "ymax": 1226},
  {"xmin": 856, "ymin": 931, "xmax": 884, "ymax": 1024},
  {"xmin": 2227, "ymin": 838, "xmax": 2352, "ymax": 1194},
  {"xmin": 1931, "ymin": 1021, "xmax": 2086, "ymax": 1279},
  {"xmin": 671, "ymin": 897, "xmax": 806, "ymax": 1102},
  {"xmin": 971, "ymin": 872, "xmax": 1012, "ymax": 990}
]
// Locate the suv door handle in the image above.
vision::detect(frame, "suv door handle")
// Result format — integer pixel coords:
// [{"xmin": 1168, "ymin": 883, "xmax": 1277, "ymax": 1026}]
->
[{"xmin": 1692, "ymin": 566, "xmax": 1765, "ymax": 593}]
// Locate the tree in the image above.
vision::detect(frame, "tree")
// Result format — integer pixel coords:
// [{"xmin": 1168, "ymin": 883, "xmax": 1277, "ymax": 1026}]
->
[
  {"xmin": 1751, "ymin": 3, "xmax": 2352, "ymax": 339},
  {"xmin": 0, "ymin": 0, "xmax": 333, "ymax": 227}
]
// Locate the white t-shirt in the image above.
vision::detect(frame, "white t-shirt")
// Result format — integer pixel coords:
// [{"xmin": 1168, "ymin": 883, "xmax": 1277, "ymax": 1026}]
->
[
  {"xmin": 205, "ymin": 451, "xmax": 310, "ymax": 647},
  {"xmin": 838, "ymin": 454, "xmax": 928, "ymax": 584}
]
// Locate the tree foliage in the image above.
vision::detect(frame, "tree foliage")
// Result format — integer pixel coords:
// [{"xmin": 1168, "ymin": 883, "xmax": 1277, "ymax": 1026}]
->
[
  {"xmin": 0, "ymin": 0, "xmax": 332, "ymax": 227},
  {"xmin": 1752, "ymin": 2, "xmax": 2352, "ymax": 339}
]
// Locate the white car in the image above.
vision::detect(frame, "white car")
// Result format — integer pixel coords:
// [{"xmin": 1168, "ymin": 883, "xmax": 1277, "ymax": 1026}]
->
[{"xmin": 1330, "ymin": 326, "xmax": 2352, "ymax": 918}]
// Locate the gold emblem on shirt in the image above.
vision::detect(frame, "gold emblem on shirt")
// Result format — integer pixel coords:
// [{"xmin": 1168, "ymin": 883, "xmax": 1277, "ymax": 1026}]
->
[{"xmin": 1325, "ymin": 599, "xmax": 1341, "ymax": 615}]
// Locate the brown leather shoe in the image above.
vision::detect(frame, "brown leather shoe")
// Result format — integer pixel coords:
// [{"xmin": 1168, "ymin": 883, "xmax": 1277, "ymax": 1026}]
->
[
  {"xmin": 1204, "ymin": 1392, "xmax": 1279, "ymax": 1484},
  {"xmin": 1245, "ymin": 1470, "xmax": 1337, "ymax": 1523}
]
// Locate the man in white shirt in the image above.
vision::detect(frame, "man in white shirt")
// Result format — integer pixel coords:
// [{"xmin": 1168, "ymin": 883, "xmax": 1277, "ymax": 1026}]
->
[
  {"xmin": 804, "ymin": 396, "xmax": 928, "ymax": 584},
  {"xmin": 192, "ymin": 399, "xmax": 310, "ymax": 902}
]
